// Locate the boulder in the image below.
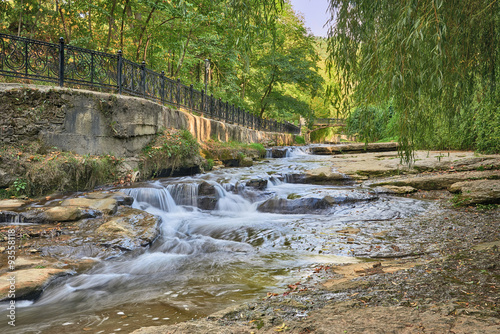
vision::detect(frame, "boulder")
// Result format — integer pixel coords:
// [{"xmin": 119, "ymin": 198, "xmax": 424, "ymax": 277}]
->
[
  {"xmin": 246, "ymin": 179, "xmax": 268, "ymax": 190},
  {"xmin": 85, "ymin": 191, "xmax": 134, "ymax": 206},
  {"xmin": 448, "ymin": 179, "xmax": 500, "ymax": 204},
  {"xmin": 61, "ymin": 197, "xmax": 118, "ymax": 215},
  {"xmin": 257, "ymin": 197, "xmax": 333, "ymax": 214},
  {"xmin": 197, "ymin": 182, "xmax": 218, "ymax": 210},
  {"xmin": 239, "ymin": 157, "xmax": 254, "ymax": 167},
  {"xmin": 271, "ymin": 147, "xmax": 288, "ymax": 158},
  {"xmin": 0, "ymin": 199, "xmax": 27, "ymax": 209},
  {"xmin": 0, "ymin": 267, "xmax": 71, "ymax": 301},
  {"xmin": 95, "ymin": 207, "xmax": 160, "ymax": 250},
  {"xmin": 42, "ymin": 206, "xmax": 82, "ymax": 222}
]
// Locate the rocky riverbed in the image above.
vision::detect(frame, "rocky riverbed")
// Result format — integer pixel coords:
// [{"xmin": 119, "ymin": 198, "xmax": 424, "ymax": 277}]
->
[
  {"xmin": 0, "ymin": 146, "xmax": 498, "ymax": 333},
  {"xmin": 130, "ymin": 148, "xmax": 500, "ymax": 334}
]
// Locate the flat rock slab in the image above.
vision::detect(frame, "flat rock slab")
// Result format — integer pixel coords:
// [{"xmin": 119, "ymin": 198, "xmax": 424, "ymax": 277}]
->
[
  {"xmin": 42, "ymin": 206, "xmax": 82, "ymax": 222},
  {"xmin": 448, "ymin": 179, "xmax": 500, "ymax": 204},
  {"xmin": 370, "ymin": 170, "xmax": 500, "ymax": 191},
  {"xmin": 61, "ymin": 197, "xmax": 118, "ymax": 215},
  {"xmin": 0, "ymin": 267, "xmax": 72, "ymax": 300},
  {"xmin": 0, "ymin": 199, "xmax": 27, "ymax": 209},
  {"xmin": 312, "ymin": 142, "xmax": 398, "ymax": 155},
  {"xmin": 374, "ymin": 185, "xmax": 417, "ymax": 194}
]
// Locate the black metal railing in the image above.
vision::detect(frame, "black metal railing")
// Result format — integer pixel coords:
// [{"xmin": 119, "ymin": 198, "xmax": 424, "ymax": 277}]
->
[{"xmin": 0, "ymin": 33, "xmax": 300, "ymax": 135}]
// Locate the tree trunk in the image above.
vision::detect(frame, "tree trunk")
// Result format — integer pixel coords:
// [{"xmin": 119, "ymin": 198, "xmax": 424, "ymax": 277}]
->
[
  {"xmin": 135, "ymin": 0, "xmax": 160, "ymax": 61},
  {"xmin": 105, "ymin": 0, "xmax": 117, "ymax": 50},
  {"xmin": 119, "ymin": 0, "xmax": 130, "ymax": 51},
  {"xmin": 174, "ymin": 30, "xmax": 192, "ymax": 77}
]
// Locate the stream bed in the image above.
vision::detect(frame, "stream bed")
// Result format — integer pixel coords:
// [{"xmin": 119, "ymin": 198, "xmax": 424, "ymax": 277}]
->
[{"xmin": 0, "ymin": 146, "xmax": 434, "ymax": 333}]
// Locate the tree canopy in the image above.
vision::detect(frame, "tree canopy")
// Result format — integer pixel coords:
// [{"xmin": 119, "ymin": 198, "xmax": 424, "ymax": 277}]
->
[
  {"xmin": 327, "ymin": 0, "xmax": 500, "ymax": 160},
  {"xmin": 0, "ymin": 0, "xmax": 332, "ymax": 124}
]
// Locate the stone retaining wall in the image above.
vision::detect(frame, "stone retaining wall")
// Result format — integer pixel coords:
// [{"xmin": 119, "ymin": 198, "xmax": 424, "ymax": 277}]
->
[{"xmin": 0, "ymin": 83, "xmax": 293, "ymax": 156}]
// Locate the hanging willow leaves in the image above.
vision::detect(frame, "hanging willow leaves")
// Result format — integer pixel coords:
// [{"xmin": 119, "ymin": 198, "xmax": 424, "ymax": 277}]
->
[{"xmin": 327, "ymin": 0, "xmax": 500, "ymax": 162}]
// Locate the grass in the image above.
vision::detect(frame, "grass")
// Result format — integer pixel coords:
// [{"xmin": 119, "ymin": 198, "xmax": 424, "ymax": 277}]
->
[{"xmin": 0, "ymin": 142, "xmax": 124, "ymax": 199}]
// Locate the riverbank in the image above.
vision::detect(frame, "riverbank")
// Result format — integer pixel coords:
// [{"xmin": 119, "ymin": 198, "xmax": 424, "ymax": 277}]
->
[{"xmin": 131, "ymin": 149, "xmax": 500, "ymax": 334}]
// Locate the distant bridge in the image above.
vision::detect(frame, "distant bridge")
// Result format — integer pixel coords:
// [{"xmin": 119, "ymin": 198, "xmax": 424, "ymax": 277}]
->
[{"xmin": 308, "ymin": 118, "xmax": 346, "ymax": 132}]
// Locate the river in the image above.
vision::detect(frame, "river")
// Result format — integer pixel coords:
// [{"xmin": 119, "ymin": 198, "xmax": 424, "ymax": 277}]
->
[{"xmin": 0, "ymin": 146, "xmax": 432, "ymax": 333}]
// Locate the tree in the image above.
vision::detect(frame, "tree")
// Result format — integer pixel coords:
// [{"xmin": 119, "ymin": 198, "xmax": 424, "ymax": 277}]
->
[{"xmin": 327, "ymin": 0, "xmax": 500, "ymax": 161}]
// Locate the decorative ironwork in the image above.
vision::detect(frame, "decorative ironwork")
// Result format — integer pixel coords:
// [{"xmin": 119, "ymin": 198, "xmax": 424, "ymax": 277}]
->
[{"xmin": 0, "ymin": 33, "xmax": 301, "ymax": 135}]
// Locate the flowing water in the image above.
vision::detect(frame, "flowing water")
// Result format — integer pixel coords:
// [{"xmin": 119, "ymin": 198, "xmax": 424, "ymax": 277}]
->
[{"xmin": 1, "ymin": 146, "xmax": 432, "ymax": 333}]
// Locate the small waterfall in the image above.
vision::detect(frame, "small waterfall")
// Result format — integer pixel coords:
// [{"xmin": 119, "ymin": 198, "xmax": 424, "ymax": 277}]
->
[
  {"xmin": 123, "ymin": 187, "xmax": 181, "ymax": 212},
  {"xmin": 265, "ymin": 148, "xmax": 272, "ymax": 158},
  {"xmin": 286, "ymin": 146, "xmax": 309, "ymax": 157},
  {"xmin": 0, "ymin": 211, "xmax": 25, "ymax": 224},
  {"xmin": 213, "ymin": 184, "xmax": 254, "ymax": 212},
  {"xmin": 269, "ymin": 176, "xmax": 283, "ymax": 186},
  {"xmin": 166, "ymin": 183, "xmax": 199, "ymax": 207}
]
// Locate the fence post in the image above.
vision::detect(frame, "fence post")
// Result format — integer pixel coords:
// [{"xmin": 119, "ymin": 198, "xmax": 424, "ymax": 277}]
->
[
  {"xmin": 117, "ymin": 50, "xmax": 123, "ymax": 94},
  {"xmin": 201, "ymin": 89, "xmax": 205, "ymax": 113},
  {"xmin": 231, "ymin": 104, "xmax": 235, "ymax": 123},
  {"xmin": 210, "ymin": 94, "xmax": 214, "ymax": 117},
  {"xmin": 189, "ymin": 84, "xmax": 194, "ymax": 110},
  {"xmin": 177, "ymin": 78, "xmax": 181, "ymax": 108},
  {"xmin": 141, "ymin": 61, "xmax": 146, "ymax": 97},
  {"xmin": 225, "ymin": 102, "xmax": 229, "ymax": 122},
  {"xmin": 24, "ymin": 40, "xmax": 28, "ymax": 76},
  {"xmin": 218, "ymin": 98, "xmax": 222, "ymax": 120},
  {"xmin": 160, "ymin": 71, "xmax": 165, "ymax": 105},
  {"xmin": 58, "ymin": 37, "xmax": 64, "ymax": 87},
  {"xmin": 90, "ymin": 53, "xmax": 94, "ymax": 86}
]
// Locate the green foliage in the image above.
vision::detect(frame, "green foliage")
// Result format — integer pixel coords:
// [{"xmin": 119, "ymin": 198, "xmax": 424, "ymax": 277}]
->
[
  {"xmin": 249, "ymin": 143, "xmax": 267, "ymax": 157},
  {"xmin": 346, "ymin": 103, "xmax": 397, "ymax": 143},
  {"xmin": 141, "ymin": 129, "xmax": 200, "ymax": 177},
  {"xmin": 202, "ymin": 140, "xmax": 266, "ymax": 161},
  {"xmin": 12, "ymin": 178, "xmax": 27, "ymax": 196},
  {"xmin": 0, "ymin": 0, "xmax": 329, "ymax": 126},
  {"xmin": 202, "ymin": 159, "xmax": 215, "ymax": 171},
  {"xmin": 294, "ymin": 135, "xmax": 305, "ymax": 144},
  {"xmin": 328, "ymin": 0, "xmax": 500, "ymax": 160}
]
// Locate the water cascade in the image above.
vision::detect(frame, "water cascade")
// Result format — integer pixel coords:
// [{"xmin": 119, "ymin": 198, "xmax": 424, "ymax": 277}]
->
[{"xmin": 0, "ymin": 145, "xmax": 433, "ymax": 334}]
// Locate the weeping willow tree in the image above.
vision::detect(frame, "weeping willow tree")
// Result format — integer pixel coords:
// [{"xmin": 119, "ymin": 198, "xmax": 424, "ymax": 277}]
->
[{"xmin": 327, "ymin": 0, "xmax": 500, "ymax": 162}]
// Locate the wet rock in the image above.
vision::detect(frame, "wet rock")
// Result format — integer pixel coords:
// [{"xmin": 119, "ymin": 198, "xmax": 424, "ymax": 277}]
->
[
  {"xmin": 271, "ymin": 147, "xmax": 288, "ymax": 158},
  {"xmin": 0, "ymin": 267, "xmax": 72, "ymax": 301},
  {"xmin": 95, "ymin": 207, "xmax": 160, "ymax": 250},
  {"xmin": 198, "ymin": 182, "xmax": 216, "ymax": 196},
  {"xmin": 0, "ymin": 199, "xmax": 27, "ymax": 209},
  {"xmin": 86, "ymin": 191, "xmax": 134, "ymax": 206},
  {"xmin": 373, "ymin": 231, "xmax": 389, "ymax": 237},
  {"xmin": 285, "ymin": 172, "xmax": 350, "ymax": 185},
  {"xmin": 374, "ymin": 185, "xmax": 417, "ymax": 194},
  {"xmin": 197, "ymin": 182, "xmax": 218, "ymax": 210},
  {"xmin": 42, "ymin": 206, "xmax": 82, "ymax": 222},
  {"xmin": 337, "ymin": 228, "xmax": 361, "ymax": 234},
  {"xmin": 246, "ymin": 179, "xmax": 268, "ymax": 190},
  {"xmin": 61, "ymin": 197, "xmax": 118, "ymax": 215},
  {"xmin": 239, "ymin": 157, "xmax": 254, "ymax": 167},
  {"xmin": 448, "ymin": 179, "xmax": 500, "ymax": 204},
  {"xmin": 257, "ymin": 197, "xmax": 333, "ymax": 214}
]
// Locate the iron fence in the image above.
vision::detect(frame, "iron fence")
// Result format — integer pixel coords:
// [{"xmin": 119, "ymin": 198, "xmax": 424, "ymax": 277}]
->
[{"xmin": 0, "ymin": 33, "xmax": 301, "ymax": 135}]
